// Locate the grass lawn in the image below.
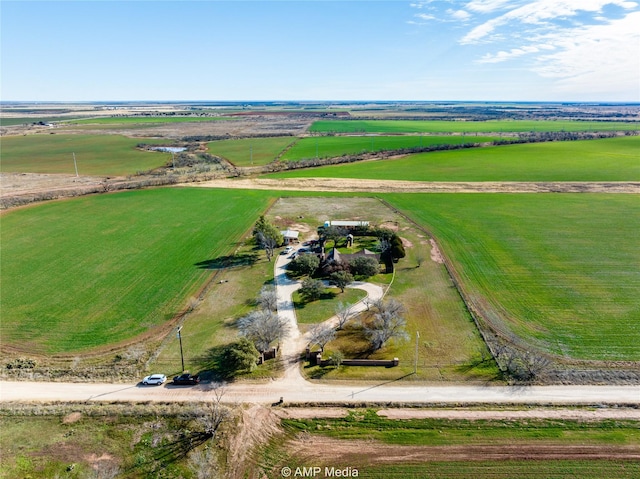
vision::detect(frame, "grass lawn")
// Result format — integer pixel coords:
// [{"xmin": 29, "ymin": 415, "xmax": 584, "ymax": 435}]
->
[
  {"xmin": 293, "ymin": 288, "xmax": 367, "ymax": 326},
  {"xmin": 0, "ymin": 134, "xmax": 174, "ymax": 175},
  {"xmin": 0, "ymin": 188, "xmax": 275, "ymax": 354},
  {"xmin": 280, "ymin": 135, "xmax": 498, "ymax": 161},
  {"xmin": 207, "ymin": 136, "xmax": 296, "ymax": 166},
  {"xmin": 384, "ymin": 193, "xmax": 640, "ymax": 361},
  {"xmin": 267, "ymin": 136, "xmax": 640, "ymax": 182},
  {"xmin": 310, "ymin": 119, "xmax": 640, "ymax": 133}
]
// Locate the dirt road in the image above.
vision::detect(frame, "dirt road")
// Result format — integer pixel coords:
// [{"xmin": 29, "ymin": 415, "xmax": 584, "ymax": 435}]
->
[
  {"xmin": 1, "ymin": 380, "xmax": 638, "ymax": 406},
  {"xmin": 191, "ymin": 177, "xmax": 640, "ymax": 193}
]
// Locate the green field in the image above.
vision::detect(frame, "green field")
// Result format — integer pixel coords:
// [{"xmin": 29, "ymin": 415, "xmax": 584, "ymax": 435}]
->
[
  {"xmin": 280, "ymin": 135, "xmax": 499, "ymax": 161},
  {"xmin": 0, "ymin": 134, "xmax": 174, "ymax": 175},
  {"xmin": 262, "ymin": 412, "xmax": 640, "ymax": 479},
  {"xmin": 268, "ymin": 136, "xmax": 640, "ymax": 182},
  {"xmin": 383, "ymin": 194, "xmax": 640, "ymax": 361},
  {"xmin": 310, "ymin": 119, "xmax": 640, "ymax": 133},
  {"xmin": 207, "ymin": 136, "xmax": 296, "ymax": 166},
  {"xmin": 0, "ymin": 188, "xmax": 274, "ymax": 353}
]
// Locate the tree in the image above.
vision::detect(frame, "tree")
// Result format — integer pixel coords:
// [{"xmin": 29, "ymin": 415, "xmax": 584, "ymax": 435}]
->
[
  {"xmin": 257, "ymin": 285, "xmax": 278, "ymax": 312},
  {"xmin": 348, "ymin": 255, "xmax": 379, "ymax": 278},
  {"xmin": 330, "ymin": 350, "xmax": 344, "ymax": 367},
  {"xmin": 376, "ymin": 298, "xmax": 405, "ymax": 317},
  {"xmin": 390, "ymin": 235, "xmax": 406, "ymax": 261},
  {"xmin": 238, "ymin": 309, "xmax": 289, "ymax": 352},
  {"xmin": 323, "ymin": 225, "xmax": 344, "ymax": 247},
  {"xmin": 334, "ymin": 301, "xmax": 353, "ymax": 330},
  {"xmin": 329, "ymin": 270, "xmax": 354, "ymax": 293},
  {"xmin": 308, "ymin": 323, "xmax": 336, "ymax": 352},
  {"xmin": 364, "ymin": 299, "xmax": 409, "ymax": 351},
  {"xmin": 289, "ymin": 254, "xmax": 320, "ymax": 277},
  {"xmin": 220, "ymin": 337, "xmax": 260, "ymax": 375},
  {"xmin": 299, "ymin": 278, "xmax": 324, "ymax": 302},
  {"xmin": 253, "ymin": 216, "xmax": 282, "ymax": 261}
]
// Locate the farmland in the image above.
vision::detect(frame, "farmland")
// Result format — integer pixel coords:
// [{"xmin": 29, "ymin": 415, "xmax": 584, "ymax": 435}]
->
[
  {"xmin": 207, "ymin": 136, "xmax": 296, "ymax": 166},
  {"xmin": 280, "ymin": 135, "xmax": 499, "ymax": 161},
  {"xmin": 310, "ymin": 119, "xmax": 640, "ymax": 133},
  {"xmin": 260, "ymin": 411, "xmax": 640, "ymax": 479},
  {"xmin": 0, "ymin": 134, "xmax": 174, "ymax": 176},
  {"xmin": 0, "ymin": 188, "xmax": 274, "ymax": 354},
  {"xmin": 69, "ymin": 115, "xmax": 236, "ymax": 125},
  {"xmin": 383, "ymin": 193, "xmax": 640, "ymax": 361},
  {"xmin": 268, "ymin": 136, "xmax": 640, "ymax": 182}
]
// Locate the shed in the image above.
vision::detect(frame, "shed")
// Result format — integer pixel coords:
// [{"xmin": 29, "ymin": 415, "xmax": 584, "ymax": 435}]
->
[{"xmin": 281, "ymin": 229, "xmax": 300, "ymax": 245}]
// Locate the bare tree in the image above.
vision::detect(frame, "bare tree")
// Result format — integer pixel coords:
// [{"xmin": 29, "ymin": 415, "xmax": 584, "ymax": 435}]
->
[
  {"xmin": 196, "ymin": 384, "xmax": 230, "ymax": 438},
  {"xmin": 364, "ymin": 309, "xmax": 409, "ymax": 351},
  {"xmin": 335, "ymin": 302, "xmax": 353, "ymax": 330},
  {"xmin": 238, "ymin": 309, "xmax": 289, "ymax": 352},
  {"xmin": 256, "ymin": 231, "xmax": 278, "ymax": 262},
  {"xmin": 377, "ymin": 298, "xmax": 405, "ymax": 317},
  {"xmin": 257, "ymin": 285, "xmax": 278, "ymax": 312},
  {"xmin": 308, "ymin": 323, "xmax": 336, "ymax": 352}
]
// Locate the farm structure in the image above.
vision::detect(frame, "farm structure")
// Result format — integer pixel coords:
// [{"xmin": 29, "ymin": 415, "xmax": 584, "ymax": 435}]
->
[
  {"xmin": 325, "ymin": 247, "xmax": 380, "ymax": 264},
  {"xmin": 323, "ymin": 220, "xmax": 369, "ymax": 229},
  {"xmin": 281, "ymin": 229, "xmax": 300, "ymax": 244}
]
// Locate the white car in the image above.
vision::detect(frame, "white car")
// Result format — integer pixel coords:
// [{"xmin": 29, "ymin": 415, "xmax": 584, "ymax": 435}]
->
[
  {"xmin": 281, "ymin": 246, "xmax": 294, "ymax": 255},
  {"xmin": 142, "ymin": 374, "xmax": 166, "ymax": 385}
]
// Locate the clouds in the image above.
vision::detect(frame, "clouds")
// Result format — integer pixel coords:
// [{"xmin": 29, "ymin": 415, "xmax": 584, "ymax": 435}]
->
[{"xmin": 410, "ymin": 0, "xmax": 640, "ymax": 98}]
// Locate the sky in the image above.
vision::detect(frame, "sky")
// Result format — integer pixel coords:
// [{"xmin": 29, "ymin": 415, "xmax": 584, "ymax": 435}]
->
[{"xmin": 1, "ymin": 0, "xmax": 639, "ymax": 102}]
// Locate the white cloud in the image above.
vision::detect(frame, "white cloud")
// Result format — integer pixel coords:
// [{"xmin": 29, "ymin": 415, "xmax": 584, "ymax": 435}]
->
[
  {"xmin": 466, "ymin": 0, "xmax": 521, "ymax": 14},
  {"xmin": 448, "ymin": 9, "xmax": 472, "ymax": 20},
  {"xmin": 533, "ymin": 11, "xmax": 640, "ymax": 97},
  {"xmin": 479, "ymin": 44, "xmax": 554, "ymax": 63},
  {"xmin": 461, "ymin": 0, "xmax": 638, "ymax": 44}
]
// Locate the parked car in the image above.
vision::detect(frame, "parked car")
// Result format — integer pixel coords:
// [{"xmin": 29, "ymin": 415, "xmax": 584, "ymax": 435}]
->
[
  {"xmin": 281, "ymin": 246, "xmax": 294, "ymax": 255},
  {"xmin": 172, "ymin": 373, "xmax": 200, "ymax": 385},
  {"xmin": 142, "ymin": 374, "xmax": 166, "ymax": 385}
]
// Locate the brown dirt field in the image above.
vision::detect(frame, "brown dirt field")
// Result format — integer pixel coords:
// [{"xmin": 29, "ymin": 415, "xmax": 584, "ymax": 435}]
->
[
  {"xmin": 429, "ymin": 239, "xmax": 445, "ymax": 264},
  {"xmin": 227, "ymin": 405, "xmax": 282, "ymax": 478},
  {"xmin": 286, "ymin": 436, "xmax": 640, "ymax": 463},
  {"xmin": 0, "ymin": 172, "xmax": 111, "ymax": 198},
  {"xmin": 278, "ymin": 407, "xmax": 640, "ymax": 421},
  {"xmin": 191, "ymin": 177, "xmax": 640, "ymax": 193},
  {"xmin": 62, "ymin": 412, "xmax": 83, "ymax": 424}
]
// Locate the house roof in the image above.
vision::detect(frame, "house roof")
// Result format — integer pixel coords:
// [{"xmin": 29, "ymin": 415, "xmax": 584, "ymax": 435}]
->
[{"xmin": 281, "ymin": 229, "xmax": 300, "ymax": 239}]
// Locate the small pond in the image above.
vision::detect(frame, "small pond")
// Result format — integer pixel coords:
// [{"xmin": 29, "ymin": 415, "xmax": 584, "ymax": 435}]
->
[{"xmin": 150, "ymin": 146, "xmax": 186, "ymax": 153}]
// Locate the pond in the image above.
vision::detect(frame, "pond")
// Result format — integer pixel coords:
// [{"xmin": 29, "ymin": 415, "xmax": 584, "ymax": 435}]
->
[{"xmin": 150, "ymin": 146, "xmax": 186, "ymax": 153}]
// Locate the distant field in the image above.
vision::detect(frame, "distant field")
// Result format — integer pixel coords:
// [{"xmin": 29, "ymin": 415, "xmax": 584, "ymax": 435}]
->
[
  {"xmin": 0, "ymin": 188, "xmax": 273, "ymax": 354},
  {"xmin": 1, "ymin": 134, "xmax": 173, "ymax": 175},
  {"xmin": 280, "ymin": 135, "xmax": 498, "ymax": 161},
  {"xmin": 0, "ymin": 117, "xmax": 72, "ymax": 126},
  {"xmin": 268, "ymin": 136, "xmax": 640, "ymax": 182},
  {"xmin": 69, "ymin": 116, "xmax": 236, "ymax": 124},
  {"xmin": 310, "ymin": 119, "xmax": 640, "ymax": 133},
  {"xmin": 384, "ymin": 194, "xmax": 640, "ymax": 361},
  {"xmin": 207, "ymin": 136, "xmax": 296, "ymax": 166}
]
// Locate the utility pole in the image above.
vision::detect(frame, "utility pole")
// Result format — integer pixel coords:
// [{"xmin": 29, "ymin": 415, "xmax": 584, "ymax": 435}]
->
[
  {"xmin": 177, "ymin": 326, "xmax": 185, "ymax": 372},
  {"xmin": 72, "ymin": 153, "xmax": 79, "ymax": 177},
  {"xmin": 414, "ymin": 331, "xmax": 420, "ymax": 374}
]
